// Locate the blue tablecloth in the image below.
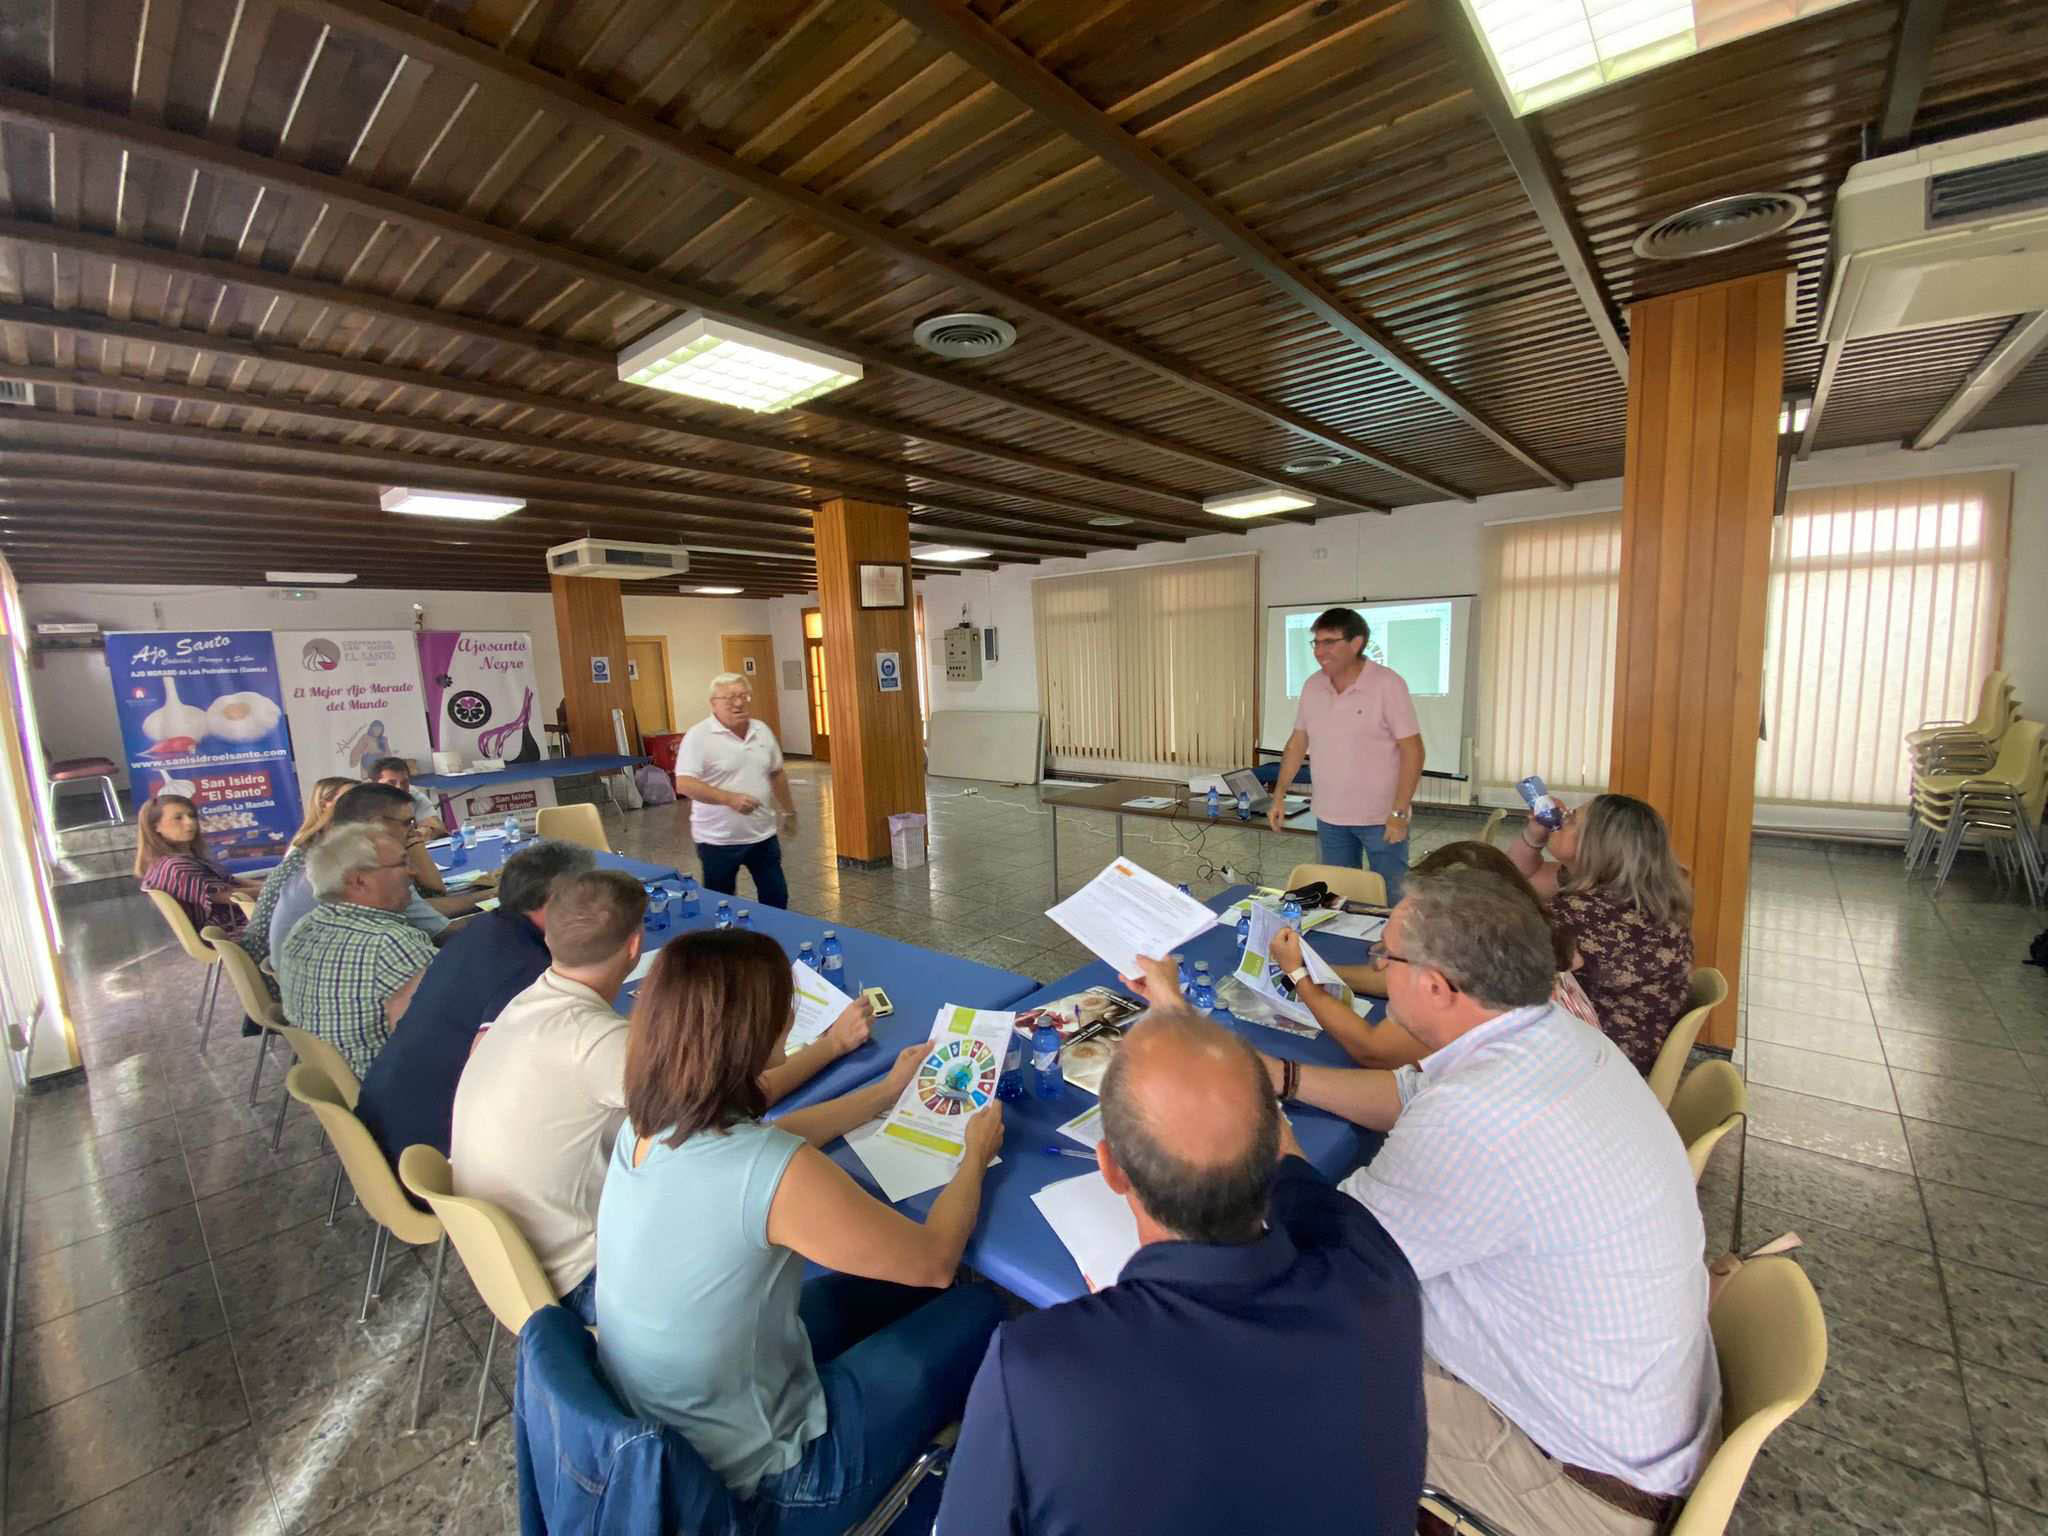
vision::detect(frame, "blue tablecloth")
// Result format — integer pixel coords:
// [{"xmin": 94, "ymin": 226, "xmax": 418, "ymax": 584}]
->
[
  {"xmin": 412, "ymin": 753, "xmax": 642, "ymax": 792},
  {"xmin": 429, "ymin": 835, "xmax": 678, "ymax": 886},
  {"xmin": 619, "ymin": 894, "xmax": 1040, "ymax": 1111},
  {"xmin": 826, "ymin": 886, "xmax": 1387, "ymax": 1307}
]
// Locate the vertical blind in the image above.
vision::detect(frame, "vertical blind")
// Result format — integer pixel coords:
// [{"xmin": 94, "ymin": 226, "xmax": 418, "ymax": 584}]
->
[
  {"xmin": 1757, "ymin": 471, "xmax": 2011, "ymax": 809},
  {"xmin": 1035, "ymin": 554, "xmax": 1258, "ymax": 773},
  {"xmin": 1475, "ymin": 510, "xmax": 1622, "ymax": 795}
]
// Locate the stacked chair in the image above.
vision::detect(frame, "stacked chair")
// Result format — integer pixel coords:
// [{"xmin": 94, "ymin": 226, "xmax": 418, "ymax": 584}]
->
[{"xmin": 1908, "ymin": 717, "xmax": 2046, "ymax": 902}]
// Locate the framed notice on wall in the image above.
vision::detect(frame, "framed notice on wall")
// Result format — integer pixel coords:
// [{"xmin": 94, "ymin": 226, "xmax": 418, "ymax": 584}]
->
[{"xmin": 858, "ymin": 562, "xmax": 909, "ymax": 609}]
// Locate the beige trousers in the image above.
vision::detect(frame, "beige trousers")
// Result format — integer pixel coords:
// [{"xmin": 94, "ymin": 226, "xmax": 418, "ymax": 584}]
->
[{"xmin": 1422, "ymin": 1364, "xmax": 1657, "ymax": 1536}]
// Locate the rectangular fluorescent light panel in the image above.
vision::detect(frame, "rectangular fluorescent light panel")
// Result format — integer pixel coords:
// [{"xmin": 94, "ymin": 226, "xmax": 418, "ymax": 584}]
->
[
  {"xmin": 380, "ymin": 488, "xmax": 525, "ymax": 522},
  {"xmin": 910, "ymin": 545, "xmax": 993, "ymax": 563},
  {"xmin": 266, "ymin": 571, "xmax": 356, "ymax": 584},
  {"xmin": 1460, "ymin": 0, "xmax": 1856, "ymax": 116},
  {"xmin": 693, "ymin": 585, "xmax": 745, "ymax": 595},
  {"xmin": 618, "ymin": 313, "xmax": 863, "ymax": 413},
  {"xmin": 1203, "ymin": 489, "xmax": 1316, "ymax": 520},
  {"xmin": 1778, "ymin": 401, "xmax": 1811, "ymax": 434}
]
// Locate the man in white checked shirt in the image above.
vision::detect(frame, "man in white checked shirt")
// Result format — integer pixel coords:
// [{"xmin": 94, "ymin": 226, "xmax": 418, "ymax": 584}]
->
[{"xmin": 1265, "ymin": 868, "xmax": 1718, "ymax": 1535}]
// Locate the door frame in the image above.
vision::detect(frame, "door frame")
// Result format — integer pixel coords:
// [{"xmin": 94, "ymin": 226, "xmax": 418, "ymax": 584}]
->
[
  {"xmin": 801, "ymin": 606, "xmax": 830, "ymax": 762},
  {"xmin": 624, "ymin": 634, "xmax": 674, "ymax": 738}
]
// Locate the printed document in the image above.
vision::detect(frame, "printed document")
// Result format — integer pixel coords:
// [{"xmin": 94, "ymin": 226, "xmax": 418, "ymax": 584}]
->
[
  {"xmin": 1047, "ymin": 858, "xmax": 1216, "ymax": 978},
  {"xmin": 788, "ymin": 958, "xmax": 854, "ymax": 1050},
  {"xmin": 1234, "ymin": 901, "xmax": 1352, "ymax": 1027},
  {"xmin": 1033, "ymin": 1171, "xmax": 1141, "ymax": 1291},
  {"xmin": 878, "ymin": 1006, "xmax": 1015, "ymax": 1160}
]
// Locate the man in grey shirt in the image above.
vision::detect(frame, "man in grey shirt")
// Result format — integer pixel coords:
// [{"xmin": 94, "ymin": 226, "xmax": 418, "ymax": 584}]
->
[{"xmin": 271, "ymin": 782, "xmax": 450, "ymax": 991}]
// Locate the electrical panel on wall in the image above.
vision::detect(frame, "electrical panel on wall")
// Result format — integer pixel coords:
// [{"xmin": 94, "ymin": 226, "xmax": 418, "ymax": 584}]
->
[{"xmin": 944, "ymin": 625, "xmax": 983, "ymax": 682}]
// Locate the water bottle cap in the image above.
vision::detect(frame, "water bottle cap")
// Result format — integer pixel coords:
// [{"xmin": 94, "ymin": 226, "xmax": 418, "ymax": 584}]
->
[
  {"xmin": 1195, "ymin": 961, "xmax": 1210, "ymax": 972},
  {"xmin": 823, "ymin": 930, "xmax": 837, "ymax": 938}
]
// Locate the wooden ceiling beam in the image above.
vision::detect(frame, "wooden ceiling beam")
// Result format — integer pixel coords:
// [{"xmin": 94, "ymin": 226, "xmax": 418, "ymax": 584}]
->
[
  {"xmin": 278, "ymin": 0, "xmax": 1464, "ymax": 502},
  {"xmin": 876, "ymin": 0, "xmax": 1571, "ymax": 490},
  {"xmin": 0, "ymin": 89, "xmax": 1379, "ymax": 519},
  {"xmin": 0, "ymin": 218, "xmax": 1201, "ymax": 514},
  {"xmin": 1877, "ymin": 0, "xmax": 1949, "ymax": 148},
  {"xmin": 0, "ymin": 304, "xmax": 1203, "ymax": 538},
  {"xmin": 1432, "ymin": 0, "xmax": 1629, "ymax": 382}
]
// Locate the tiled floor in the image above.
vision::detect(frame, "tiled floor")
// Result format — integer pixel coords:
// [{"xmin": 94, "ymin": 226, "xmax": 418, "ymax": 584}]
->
[{"xmin": 11, "ymin": 764, "xmax": 2048, "ymax": 1532}]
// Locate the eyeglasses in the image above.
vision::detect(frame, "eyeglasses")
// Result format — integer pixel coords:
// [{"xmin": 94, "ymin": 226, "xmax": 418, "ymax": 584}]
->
[{"xmin": 1368, "ymin": 941, "xmax": 1458, "ymax": 993}]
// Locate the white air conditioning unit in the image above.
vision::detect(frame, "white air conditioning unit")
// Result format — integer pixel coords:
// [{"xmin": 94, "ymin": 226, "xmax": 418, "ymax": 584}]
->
[
  {"xmin": 1820, "ymin": 119, "xmax": 2048, "ymax": 343},
  {"xmin": 544, "ymin": 538, "xmax": 691, "ymax": 580}
]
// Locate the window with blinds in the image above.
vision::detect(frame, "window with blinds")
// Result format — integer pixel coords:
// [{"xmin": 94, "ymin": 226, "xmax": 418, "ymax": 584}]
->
[
  {"xmin": 1034, "ymin": 554, "xmax": 1258, "ymax": 775},
  {"xmin": 1757, "ymin": 471, "xmax": 2011, "ymax": 810},
  {"xmin": 1475, "ymin": 510, "xmax": 1622, "ymax": 796}
]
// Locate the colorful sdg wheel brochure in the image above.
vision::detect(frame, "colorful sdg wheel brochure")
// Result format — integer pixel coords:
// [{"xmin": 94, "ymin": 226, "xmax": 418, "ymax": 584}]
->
[{"xmin": 879, "ymin": 1006, "xmax": 1017, "ymax": 1160}]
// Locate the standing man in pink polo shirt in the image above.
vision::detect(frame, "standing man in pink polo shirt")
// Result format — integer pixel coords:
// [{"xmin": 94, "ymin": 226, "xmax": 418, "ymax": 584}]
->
[{"xmin": 1269, "ymin": 607, "xmax": 1424, "ymax": 903}]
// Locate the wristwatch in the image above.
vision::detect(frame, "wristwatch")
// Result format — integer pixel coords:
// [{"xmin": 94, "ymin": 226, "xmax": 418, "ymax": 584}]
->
[
  {"xmin": 1388, "ymin": 807, "xmax": 1411, "ymax": 822},
  {"xmin": 1284, "ymin": 965, "xmax": 1311, "ymax": 987}
]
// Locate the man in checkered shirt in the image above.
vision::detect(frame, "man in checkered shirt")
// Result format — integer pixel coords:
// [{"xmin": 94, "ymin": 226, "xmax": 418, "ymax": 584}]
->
[
  {"xmin": 1274, "ymin": 867, "xmax": 1719, "ymax": 1536},
  {"xmin": 281, "ymin": 822, "xmax": 438, "ymax": 1080}
]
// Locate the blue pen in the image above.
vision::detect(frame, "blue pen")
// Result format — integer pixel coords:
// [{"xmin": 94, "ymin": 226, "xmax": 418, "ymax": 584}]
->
[{"xmin": 1042, "ymin": 1145, "xmax": 1094, "ymax": 1160}]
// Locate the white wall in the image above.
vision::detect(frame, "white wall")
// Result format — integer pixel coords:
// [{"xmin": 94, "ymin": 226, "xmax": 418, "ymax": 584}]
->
[{"xmin": 20, "ymin": 582, "xmax": 781, "ymax": 782}]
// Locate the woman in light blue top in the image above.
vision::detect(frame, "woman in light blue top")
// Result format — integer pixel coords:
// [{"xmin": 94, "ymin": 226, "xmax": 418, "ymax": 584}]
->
[{"xmin": 596, "ymin": 931, "xmax": 1005, "ymax": 1535}]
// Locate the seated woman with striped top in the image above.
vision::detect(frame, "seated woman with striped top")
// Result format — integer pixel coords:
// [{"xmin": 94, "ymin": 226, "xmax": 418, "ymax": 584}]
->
[{"xmin": 135, "ymin": 793, "xmax": 259, "ymax": 935}]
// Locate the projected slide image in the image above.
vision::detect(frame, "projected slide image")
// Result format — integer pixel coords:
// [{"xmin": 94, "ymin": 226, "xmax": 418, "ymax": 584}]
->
[{"xmin": 1283, "ymin": 601, "xmax": 1453, "ymax": 699}]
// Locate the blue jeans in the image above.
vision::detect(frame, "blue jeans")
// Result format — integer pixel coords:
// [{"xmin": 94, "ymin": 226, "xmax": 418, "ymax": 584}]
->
[
  {"xmin": 697, "ymin": 835, "xmax": 789, "ymax": 909},
  {"xmin": 1315, "ymin": 820, "xmax": 1409, "ymax": 905},
  {"xmin": 559, "ymin": 1268, "xmax": 598, "ymax": 1328},
  {"xmin": 745, "ymin": 1277, "xmax": 1004, "ymax": 1536}
]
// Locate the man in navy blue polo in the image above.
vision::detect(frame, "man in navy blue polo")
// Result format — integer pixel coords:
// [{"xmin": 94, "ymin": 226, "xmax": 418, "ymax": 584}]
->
[
  {"xmin": 356, "ymin": 839, "xmax": 596, "ymax": 1176},
  {"xmin": 938, "ymin": 989, "xmax": 1425, "ymax": 1535}
]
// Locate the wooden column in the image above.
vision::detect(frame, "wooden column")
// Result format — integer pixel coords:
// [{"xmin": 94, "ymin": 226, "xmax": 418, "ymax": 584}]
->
[
  {"xmin": 1613, "ymin": 272, "xmax": 1787, "ymax": 1052},
  {"xmin": 551, "ymin": 575, "xmax": 637, "ymax": 755},
  {"xmin": 814, "ymin": 499, "xmax": 923, "ymax": 865}
]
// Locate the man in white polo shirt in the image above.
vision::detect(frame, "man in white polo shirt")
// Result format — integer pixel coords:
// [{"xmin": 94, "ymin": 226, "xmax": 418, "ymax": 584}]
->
[{"xmin": 674, "ymin": 672, "xmax": 795, "ymax": 909}]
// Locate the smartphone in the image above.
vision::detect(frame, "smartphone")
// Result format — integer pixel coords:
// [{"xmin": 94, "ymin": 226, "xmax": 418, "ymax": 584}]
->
[{"xmin": 862, "ymin": 986, "xmax": 895, "ymax": 1018}]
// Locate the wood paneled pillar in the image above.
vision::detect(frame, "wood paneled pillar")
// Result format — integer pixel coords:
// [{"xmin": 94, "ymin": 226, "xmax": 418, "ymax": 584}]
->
[
  {"xmin": 1613, "ymin": 272, "xmax": 1787, "ymax": 1052},
  {"xmin": 551, "ymin": 575, "xmax": 637, "ymax": 755},
  {"xmin": 814, "ymin": 499, "xmax": 923, "ymax": 865}
]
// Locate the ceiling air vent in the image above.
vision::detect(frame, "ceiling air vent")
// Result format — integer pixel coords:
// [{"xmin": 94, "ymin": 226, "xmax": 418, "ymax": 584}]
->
[
  {"xmin": 1282, "ymin": 453, "xmax": 1346, "ymax": 474},
  {"xmin": 0, "ymin": 379, "xmax": 32, "ymax": 405},
  {"xmin": 1631, "ymin": 192, "xmax": 1808, "ymax": 261},
  {"xmin": 912, "ymin": 312, "xmax": 1017, "ymax": 358},
  {"xmin": 1928, "ymin": 148, "xmax": 2048, "ymax": 226}
]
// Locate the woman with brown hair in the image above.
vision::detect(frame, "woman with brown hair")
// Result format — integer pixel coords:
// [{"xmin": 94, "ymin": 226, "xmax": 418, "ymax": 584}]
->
[
  {"xmin": 135, "ymin": 793, "xmax": 258, "ymax": 934},
  {"xmin": 594, "ymin": 930, "xmax": 1005, "ymax": 1532},
  {"xmin": 1272, "ymin": 839, "xmax": 1600, "ymax": 1069},
  {"xmin": 1509, "ymin": 792, "xmax": 1696, "ymax": 1074}
]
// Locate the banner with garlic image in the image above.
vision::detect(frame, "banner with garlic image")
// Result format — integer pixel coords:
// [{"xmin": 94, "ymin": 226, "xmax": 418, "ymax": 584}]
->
[
  {"xmin": 105, "ymin": 630, "xmax": 304, "ymax": 871},
  {"xmin": 276, "ymin": 630, "xmax": 434, "ymax": 798}
]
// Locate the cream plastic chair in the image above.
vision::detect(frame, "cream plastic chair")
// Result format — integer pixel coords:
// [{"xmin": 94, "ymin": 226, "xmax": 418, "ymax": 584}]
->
[
  {"xmin": 1283, "ymin": 862, "xmax": 1388, "ymax": 907},
  {"xmin": 1670, "ymin": 1059, "xmax": 1747, "ymax": 1182},
  {"xmin": 286, "ymin": 1064, "xmax": 446, "ymax": 1433},
  {"xmin": 147, "ymin": 889, "xmax": 228, "ymax": 1051},
  {"xmin": 274, "ymin": 1024, "xmax": 361, "ymax": 1221},
  {"xmin": 201, "ymin": 925, "xmax": 286, "ymax": 1107},
  {"xmin": 1645, "ymin": 967, "xmax": 1730, "ymax": 1110},
  {"xmin": 399, "ymin": 1145, "xmax": 558, "ymax": 1444},
  {"xmin": 1479, "ymin": 808, "xmax": 1506, "ymax": 845},
  {"xmin": 535, "ymin": 802, "xmax": 611, "ymax": 853},
  {"xmin": 1419, "ymin": 1256, "xmax": 1826, "ymax": 1536}
]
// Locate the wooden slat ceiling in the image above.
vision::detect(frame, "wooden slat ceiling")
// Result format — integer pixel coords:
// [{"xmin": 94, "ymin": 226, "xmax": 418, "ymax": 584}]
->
[{"xmin": 0, "ymin": 0, "xmax": 2042, "ymax": 594}]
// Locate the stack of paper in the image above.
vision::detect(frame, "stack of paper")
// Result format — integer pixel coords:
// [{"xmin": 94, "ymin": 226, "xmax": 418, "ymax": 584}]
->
[
  {"xmin": 1047, "ymin": 858, "xmax": 1217, "ymax": 978},
  {"xmin": 1032, "ymin": 1171, "xmax": 1141, "ymax": 1292}
]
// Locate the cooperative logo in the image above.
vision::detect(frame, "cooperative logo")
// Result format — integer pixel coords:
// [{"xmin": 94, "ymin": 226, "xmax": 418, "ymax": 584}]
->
[
  {"xmin": 301, "ymin": 639, "xmax": 341, "ymax": 672},
  {"xmin": 448, "ymin": 690, "xmax": 492, "ymax": 729}
]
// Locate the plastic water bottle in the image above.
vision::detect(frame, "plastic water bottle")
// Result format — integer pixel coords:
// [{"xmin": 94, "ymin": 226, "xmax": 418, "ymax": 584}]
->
[
  {"xmin": 1176, "ymin": 953, "xmax": 1193, "ymax": 993},
  {"xmin": 1031, "ymin": 1021, "xmax": 1063, "ymax": 1098},
  {"xmin": 1190, "ymin": 962, "xmax": 1216, "ymax": 1015},
  {"xmin": 502, "ymin": 813, "xmax": 522, "ymax": 847},
  {"xmin": 998, "ymin": 1029, "xmax": 1026, "ymax": 1101},
  {"xmin": 1280, "ymin": 893, "xmax": 1303, "ymax": 926},
  {"xmin": 1517, "ymin": 774, "xmax": 1565, "ymax": 829},
  {"xmin": 1235, "ymin": 789, "xmax": 1251, "ymax": 821},
  {"xmin": 715, "ymin": 900, "xmax": 734, "ymax": 931},
  {"xmin": 798, "ymin": 940, "xmax": 816, "ymax": 969},
  {"xmin": 1235, "ymin": 911, "xmax": 1252, "ymax": 951},
  {"xmin": 736, "ymin": 908, "xmax": 753, "ymax": 931},
  {"xmin": 447, "ymin": 830, "xmax": 467, "ymax": 867},
  {"xmin": 1206, "ymin": 786, "xmax": 1220, "ymax": 819},
  {"xmin": 646, "ymin": 885, "xmax": 670, "ymax": 931},
  {"xmin": 820, "ymin": 931, "xmax": 846, "ymax": 986},
  {"xmin": 678, "ymin": 875, "xmax": 699, "ymax": 919},
  {"xmin": 460, "ymin": 822, "xmax": 479, "ymax": 854}
]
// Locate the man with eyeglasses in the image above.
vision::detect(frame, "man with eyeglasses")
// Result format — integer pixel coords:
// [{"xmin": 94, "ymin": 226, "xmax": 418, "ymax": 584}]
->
[
  {"xmin": 1262, "ymin": 868, "xmax": 1718, "ymax": 1536},
  {"xmin": 675, "ymin": 672, "xmax": 796, "ymax": 909},
  {"xmin": 280, "ymin": 822, "xmax": 439, "ymax": 1079}
]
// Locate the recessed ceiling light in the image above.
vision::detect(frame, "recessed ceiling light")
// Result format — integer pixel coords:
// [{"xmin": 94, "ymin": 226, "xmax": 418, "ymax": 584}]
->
[
  {"xmin": 692, "ymin": 585, "xmax": 745, "ymax": 595},
  {"xmin": 380, "ymin": 488, "xmax": 524, "ymax": 521},
  {"xmin": 1203, "ymin": 489, "xmax": 1315, "ymax": 520},
  {"xmin": 1087, "ymin": 513, "xmax": 1135, "ymax": 527},
  {"xmin": 911, "ymin": 545, "xmax": 993, "ymax": 563},
  {"xmin": 618, "ymin": 313, "xmax": 863, "ymax": 413},
  {"xmin": 1282, "ymin": 453, "xmax": 1346, "ymax": 474},
  {"xmin": 266, "ymin": 571, "xmax": 355, "ymax": 584}
]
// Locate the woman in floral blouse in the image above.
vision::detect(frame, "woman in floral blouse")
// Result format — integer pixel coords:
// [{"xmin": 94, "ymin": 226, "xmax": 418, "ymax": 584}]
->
[{"xmin": 1508, "ymin": 793, "xmax": 1695, "ymax": 1075}]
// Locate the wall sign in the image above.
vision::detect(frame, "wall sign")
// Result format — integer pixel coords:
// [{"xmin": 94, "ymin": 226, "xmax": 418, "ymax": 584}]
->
[
  {"xmin": 858, "ymin": 562, "xmax": 909, "ymax": 609},
  {"xmin": 742, "ymin": 656, "xmax": 757, "ymax": 675},
  {"xmin": 591, "ymin": 656, "xmax": 612, "ymax": 684},
  {"xmin": 875, "ymin": 650, "xmax": 903, "ymax": 693}
]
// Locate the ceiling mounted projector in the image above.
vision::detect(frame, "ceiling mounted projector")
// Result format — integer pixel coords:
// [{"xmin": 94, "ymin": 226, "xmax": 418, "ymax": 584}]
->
[{"xmin": 546, "ymin": 538, "xmax": 692, "ymax": 580}]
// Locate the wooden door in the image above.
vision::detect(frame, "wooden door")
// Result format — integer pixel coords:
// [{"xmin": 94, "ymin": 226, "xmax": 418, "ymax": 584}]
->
[
  {"xmin": 719, "ymin": 634, "xmax": 782, "ymax": 741},
  {"xmin": 802, "ymin": 607, "xmax": 831, "ymax": 761},
  {"xmin": 625, "ymin": 637, "xmax": 672, "ymax": 738}
]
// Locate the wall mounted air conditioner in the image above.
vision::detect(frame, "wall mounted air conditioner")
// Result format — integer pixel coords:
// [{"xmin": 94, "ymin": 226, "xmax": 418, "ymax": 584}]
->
[
  {"xmin": 544, "ymin": 538, "xmax": 691, "ymax": 580},
  {"xmin": 1820, "ymin": 120, "xmax": 2048, "ymax": 343}
]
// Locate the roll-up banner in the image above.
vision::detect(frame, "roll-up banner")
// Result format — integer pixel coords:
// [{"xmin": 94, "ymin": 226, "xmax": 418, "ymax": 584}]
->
[{"xmin": 275, "ymin": 630, "xmax": 434, "ymax": 796}]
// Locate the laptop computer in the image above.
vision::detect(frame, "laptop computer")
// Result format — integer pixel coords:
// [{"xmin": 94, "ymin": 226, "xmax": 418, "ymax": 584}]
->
[{"xmin": 1222, "ymin": 767, "xmax": 1310, "ymax": 817}]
